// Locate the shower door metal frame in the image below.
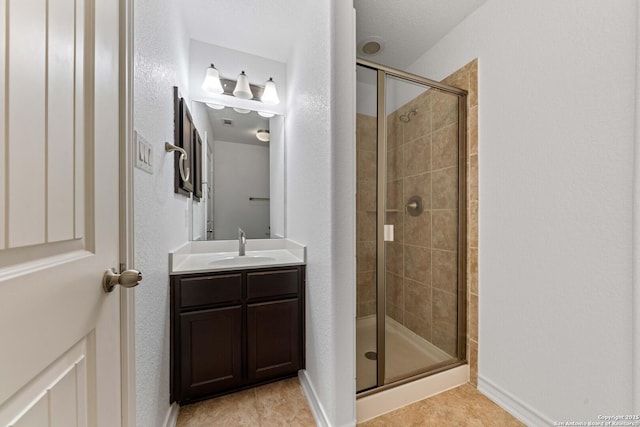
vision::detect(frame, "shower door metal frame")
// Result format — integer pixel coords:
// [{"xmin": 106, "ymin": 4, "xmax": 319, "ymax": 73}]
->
[{"xmin": 356, "ymin": 58, "xmax": 468, "ymax": 395}]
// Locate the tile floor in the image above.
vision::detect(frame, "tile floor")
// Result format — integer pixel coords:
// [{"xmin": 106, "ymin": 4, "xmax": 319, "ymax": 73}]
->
[
  {"xmin": 176, "ymin": 378, "xmax": 315, "ymax": 427},
  {"xmin": 359, "ymin": 384, "xmax": 525, "ymax": 426},
  {"xmin": 176, "ymin": 378, "xmax": 524, "ymax": 427}
]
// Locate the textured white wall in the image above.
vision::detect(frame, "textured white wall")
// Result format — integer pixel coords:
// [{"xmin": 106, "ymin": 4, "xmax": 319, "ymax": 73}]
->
[
  {"xmin": 330, "ymin": 2, "xmax": 357, "ymax": 424},
  {"xmin": 133, "ymin": 0, "xmax": 190, "ymax": 425},
  {"xmin": 286, "ymin": 1, "xmax": 356, "ymax": 425},
  {"xmin": 408, "ymin": 0, "xmax": 636, "ymax": 423},
  {"xmin": 286, "ymin": 1, "xmax": 335, "ymax": 419}
]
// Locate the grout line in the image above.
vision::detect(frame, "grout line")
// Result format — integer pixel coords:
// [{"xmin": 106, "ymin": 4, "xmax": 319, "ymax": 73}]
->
[
  {"xmin": 397, "ymin": 165, "xmax": 459, "ymax": 182},
  {"xmin": 399, "ymin": 242, "xmax": 450, "ymax": 251}
]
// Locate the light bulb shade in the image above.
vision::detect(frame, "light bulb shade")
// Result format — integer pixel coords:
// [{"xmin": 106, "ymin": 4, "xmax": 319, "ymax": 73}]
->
[
  {"xmin": 233, "ymin": 71, "xmax": 253, "ymax": 99},
  {"xmin": 258, "ymin": 111, "xmax": 275, "ymax": 118},
  {"xmin": 256, "ymin": 129, "xmax": 270, "ymax": 142},
  {"xmin": 202, "ymin": 64, "xmax": 223, "ymax": 94},
  {"xmin": 205, "ymin": 103, "xmax": 225, "ymax": 110},
  {"xmin": 261, "ymin": 78, "xmax": 279, "ymax": 105}
]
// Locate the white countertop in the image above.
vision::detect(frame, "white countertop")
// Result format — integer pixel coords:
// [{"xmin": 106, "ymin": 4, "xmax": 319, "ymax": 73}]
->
[{"xmin": 169, "ymin": 239, "xmax": 306, "ymax": 275}]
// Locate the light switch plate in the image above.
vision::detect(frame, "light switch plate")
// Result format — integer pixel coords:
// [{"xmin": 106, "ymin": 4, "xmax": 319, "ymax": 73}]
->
[{"xmin": 135, "ymin": 131, "xmax": 153, "ymax": 174}]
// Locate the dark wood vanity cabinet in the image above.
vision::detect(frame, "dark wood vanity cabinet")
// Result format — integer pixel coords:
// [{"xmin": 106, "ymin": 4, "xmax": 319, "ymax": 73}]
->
[{"xmin": 171, "ymin": 266, "xmax": 305, "ymax": 404}]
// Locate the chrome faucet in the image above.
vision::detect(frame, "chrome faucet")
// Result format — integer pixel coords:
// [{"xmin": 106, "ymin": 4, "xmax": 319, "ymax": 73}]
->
[{"xmin": 238, "ymin": 228, "xmax": 246, "ymax": 256}]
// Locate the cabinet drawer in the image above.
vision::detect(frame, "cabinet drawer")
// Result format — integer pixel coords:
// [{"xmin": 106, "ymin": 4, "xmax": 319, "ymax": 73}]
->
[
  {"xmin": 247, "ymin": 269, "xmax": 299, "ymax": 300},
  {"xmin": 180, "ymin": 274, "xmax": 242, "ymax": 308}
]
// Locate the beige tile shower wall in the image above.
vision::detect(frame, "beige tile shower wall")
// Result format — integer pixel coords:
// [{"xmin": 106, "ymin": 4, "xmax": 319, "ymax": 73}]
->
[
  {"xmin": 386, "ymin": 110, "xmax": 406, "ymax": 326},
  {"xmin": 356, "ymin": 114, "xmax": 377, "ymax": 318},
  {"xmin": 394, "ymin": 88, "xmax": 459, "ymax": 357},
  {"xmin": 386, "ymin": 60, "xmax": 478, "ymax": 368},
  {"xmin": 442, "ymin": 59, "xmax": 479, "ymax": 386}
]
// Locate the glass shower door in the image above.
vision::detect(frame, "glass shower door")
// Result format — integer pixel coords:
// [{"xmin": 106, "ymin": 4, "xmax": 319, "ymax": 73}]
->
[
  {"xmin": 383, "ymin": 75, "xmax": 462, "ymax": 384},
  {"xmin": 355, "ymin": 64, "xmax": 378, "ymax": 392},
  {"xmin": 356, "ymin": 59, "xmax": 467, "ymax": 394}
]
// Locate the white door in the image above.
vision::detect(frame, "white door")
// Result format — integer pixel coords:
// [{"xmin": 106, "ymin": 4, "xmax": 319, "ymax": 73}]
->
[{"xmin": 0, "ymin": 0, "xmax": 124, "ymax": 426}]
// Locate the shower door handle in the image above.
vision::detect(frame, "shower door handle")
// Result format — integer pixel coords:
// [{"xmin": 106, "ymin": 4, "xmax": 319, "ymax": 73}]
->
[{"xmin": 384, "ymin": 224, "xmax": 394, "ymax": 242}]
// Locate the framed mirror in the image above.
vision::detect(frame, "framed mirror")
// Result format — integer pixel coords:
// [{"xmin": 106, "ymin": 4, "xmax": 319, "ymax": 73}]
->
[
  {"xmin": 173, "ymin": 87, "xmax": 195, "ymax": 195},
  {"xmin": 189, "ymin": 101, "xmax": 285, "ymax": 240}
]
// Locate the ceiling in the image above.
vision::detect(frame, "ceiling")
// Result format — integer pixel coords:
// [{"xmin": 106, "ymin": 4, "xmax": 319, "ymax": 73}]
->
[
  {"xmin": 196, "ymin": 101, "xmax": 270, "ymax": 145},
  {"xmin": 181, "ymin": 0, "xmax": 313, "ymax": 63},
  {"xmin": 181, "ymin": 1, "xmax": 488, "ymax": 70},
  {"xmin": 354, "ymin": 0, "xmax": 487, "ymax": 69}
]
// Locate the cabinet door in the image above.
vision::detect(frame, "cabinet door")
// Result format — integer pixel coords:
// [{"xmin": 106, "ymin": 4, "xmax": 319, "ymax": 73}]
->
[
  {"xmin": 247, "ymin": 299, "xmax": 300, "ymax": 382},
  {"xmin": 180, "ymin": 306, "xmax": 242, "ymax": 400}
]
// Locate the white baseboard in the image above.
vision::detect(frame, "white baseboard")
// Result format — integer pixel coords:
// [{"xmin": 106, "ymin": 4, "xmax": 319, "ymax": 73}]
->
[
  {"xmin": 298, "ymin": 370, "xmax": 333, "ymax": 427},
  {"xmin": 478, "ymin": 375, "xmax": 553, "ymax": 427},
  {"xmin": 356, "ymin": 364, "xmax": 468, "ymax": 423},
  {"xmin": 163, "ymin": 402, "xmax": 180, "ymax": 427}
]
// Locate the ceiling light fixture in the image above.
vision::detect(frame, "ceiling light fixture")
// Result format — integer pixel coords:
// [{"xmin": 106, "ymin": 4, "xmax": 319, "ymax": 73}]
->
[
  {"xmin": 359, "ymin": 37, "xmax": 385, "ymax": 56},
  {"xmin": 362, "ymin": 41, "xmax": 381, "ymax": 54},
  {"xmin": 233, "ymin": 107, "xmax": 251, "ymax": 114},
  {"xmin": 256, "ymin": 129, "xmax": 270, "ymax": 142},
  {"xmin": 258, "ymin": 111, "xmax": 275, "ymax": 118},
  {"xmin": 202, "ymin": 64, "xmax": 224, "ymax": 94},
  {"xmin": 205, "ymin": 103, "xmax": 225, "ymax": 110}
]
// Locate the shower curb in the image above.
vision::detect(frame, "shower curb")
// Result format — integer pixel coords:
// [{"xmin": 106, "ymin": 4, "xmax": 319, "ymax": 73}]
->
[{"xmin": 356, "ymin": 364, "xmax": 468, "ymax": 423}]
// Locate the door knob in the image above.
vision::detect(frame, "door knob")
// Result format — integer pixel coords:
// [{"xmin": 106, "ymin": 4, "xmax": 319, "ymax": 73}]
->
[{"xmin": 103, "ymin": 268, "xmax": 142, "ymax": 293}]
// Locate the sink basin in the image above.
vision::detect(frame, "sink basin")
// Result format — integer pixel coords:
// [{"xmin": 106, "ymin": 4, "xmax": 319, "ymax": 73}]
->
[
  {"xmin": 169, "ymin": 243, "xmax": 306, "ymax": 274},
  {"xmin": 209, "ymin": 255, "xmax": 276, "ymax": 267}
]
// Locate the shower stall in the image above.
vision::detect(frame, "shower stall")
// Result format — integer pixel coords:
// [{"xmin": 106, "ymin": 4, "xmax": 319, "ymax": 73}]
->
[{"xmin": 356, "ymin": 59, "xmax": 467, "ymax": 394}]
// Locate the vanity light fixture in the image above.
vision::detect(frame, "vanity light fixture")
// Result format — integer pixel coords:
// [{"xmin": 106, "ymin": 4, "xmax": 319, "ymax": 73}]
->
[
  {"xmin": 202, "ymin": 64, "xmax": 224, "ymax": 94},
  {"xmin": 258, "ymin": 111, "xmax": 275, "ymax": 118},
  {"xmin": 256, "ymin": 129, "xmax": 270, "ymax": 142},
  {"xmin": 233, "ymin": 71, "xmax": 253, "ymax": 99},
  {"xmin": 261, "ymin": 78, "xmax": 279, "ymax": 105},
  {"xmin": 201, "ymin": 64, "xmax": 280, "ymax": 107},
  {"xmin": 233, "ymin": 107, "xmax": 251, "ymax": 114},
  {"xmin": 206, "ymin": 103, "xmax": 225, "ymax": 110}
]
